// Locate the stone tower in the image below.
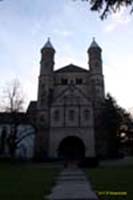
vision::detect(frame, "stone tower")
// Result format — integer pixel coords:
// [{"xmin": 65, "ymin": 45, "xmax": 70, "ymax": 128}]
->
[
  {"xmin": 88, "ymin": 38, "xmax": 105, "ymax": 101},
  {"xmin": 35, "ymin": 38, "xmax": 55, "ymax": 159},
  {"xmin": 38, "ymin": 38, "xmax": 55, "ymax": 109},
  {"xmin": 88, "ymin": 38, "xmax": 105, "ymax": 157}
]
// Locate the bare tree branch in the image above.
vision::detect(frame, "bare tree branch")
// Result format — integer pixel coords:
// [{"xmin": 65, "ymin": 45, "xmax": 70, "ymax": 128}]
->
[
  {"xmin": 0, "ymin": 79, "xmax": 31, "ymax": 159},
  {"xmin": 73, "ymin": 0, "xmax": 133, "ymax": 19},
  {"xmin": 1, "ymin": 79, "xmax": 25, "ymax": 113}
]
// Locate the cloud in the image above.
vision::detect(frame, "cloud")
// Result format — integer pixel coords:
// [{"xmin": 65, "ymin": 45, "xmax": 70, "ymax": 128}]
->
[{"xmin": 104, "ymin": 8, "xmax": 131, "ymax": 32}]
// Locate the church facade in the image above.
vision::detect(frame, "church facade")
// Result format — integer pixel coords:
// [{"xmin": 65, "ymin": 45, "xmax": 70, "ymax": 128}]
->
[
  {"xmin": 34, "ymin": 38, "xmax": 105, "ymax": 160},
  {"xmin": 0, "ymin": 38, "xmax": 106, "ymax": 160}
]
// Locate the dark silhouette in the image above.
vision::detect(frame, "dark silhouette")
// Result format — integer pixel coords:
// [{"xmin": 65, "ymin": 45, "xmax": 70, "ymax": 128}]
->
[
  {"xmin": 74, "ymin": 0, "xmax": 133, "ymax": 19},
  {"xmin": 100, "ymin": 93, "xmax": 133, "ymax": 158}
]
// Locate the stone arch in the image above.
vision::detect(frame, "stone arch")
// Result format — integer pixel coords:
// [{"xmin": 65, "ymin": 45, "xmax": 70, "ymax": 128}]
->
[{"xmin": 57, "ymin": 136, "xmax": 85, "ymax": 160}]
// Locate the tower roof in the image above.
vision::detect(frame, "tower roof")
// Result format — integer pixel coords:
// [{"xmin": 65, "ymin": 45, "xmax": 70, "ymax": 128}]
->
[
  {"xmin": 42, "ymin": 38, "xmax": 55, "ymax": 51},
  {"xmin": 89, "ymin": 38, "xmax": 101, "ymax": 50}
]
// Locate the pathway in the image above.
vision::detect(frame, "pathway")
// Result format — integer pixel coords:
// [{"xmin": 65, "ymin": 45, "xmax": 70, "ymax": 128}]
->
[{"xmin": 45, "ymin": 165, "xmax": 99, "ymax": 200}]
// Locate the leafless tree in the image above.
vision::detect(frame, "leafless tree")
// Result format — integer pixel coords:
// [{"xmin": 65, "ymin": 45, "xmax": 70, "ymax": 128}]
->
[
  {"xmin": 0, "ymin": 79, "xmax": 35, "ymax": 159},
  {"xmin": 1, "ymin": 79, "xmax": 24, "ymax": 113}
]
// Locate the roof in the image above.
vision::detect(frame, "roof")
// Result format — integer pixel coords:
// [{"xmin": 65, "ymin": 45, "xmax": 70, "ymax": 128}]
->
[
  {"xmin": 42, "ymin": 38, "xmax": 55, "ymax": 50},
  {"xmin": 0, "ymin": 112, "xmax": 30, "ymax": 124},
  {"xmin": 27, "ymin": 101, "xmax": 37, "ymax": 113},
  {"xmin": 89, "ymin": 38, "xmax": 101, "ymax": 50},
  {"xmin": 55, "ymin": 64, "xmax": 89, "ymax": 73}
]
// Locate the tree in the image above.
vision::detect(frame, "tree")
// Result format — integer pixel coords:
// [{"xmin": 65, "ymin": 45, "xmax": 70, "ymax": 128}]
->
[
  {"xmin": 0, "ymin": 79, "xmax": 35, "ymax": 159},
  {"xmin": 101, "ymin": 93, "xmax": 133, "ymax": 158},
  {"xmin": 1, "ymin": 79, "xmax": 24, "ymax": 113},
  {"xmin": 74, "ymin": 0, "xmax": 133, "ymax": 19}
]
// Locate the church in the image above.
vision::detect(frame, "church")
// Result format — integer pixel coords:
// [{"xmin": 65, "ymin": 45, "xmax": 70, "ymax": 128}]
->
[
  {"xmin": 0, "ymin": 38, "xmax": 106, "ymax": 160},
  {"xmin": 33, "ymin": 37, "xmax": 106, "ymax": 160}
]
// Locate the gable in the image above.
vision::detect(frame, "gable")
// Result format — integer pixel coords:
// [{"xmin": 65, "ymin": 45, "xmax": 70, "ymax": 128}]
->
[
  {"xmin": 55, "ymin": 64, "xmax": 89, "ymax": 73},
  {"xmin": 52, "ymin": 84, "xmax": 91, "ymax": 106}
]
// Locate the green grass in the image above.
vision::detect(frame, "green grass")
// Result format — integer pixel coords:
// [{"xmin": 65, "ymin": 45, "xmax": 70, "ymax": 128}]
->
[
  {"xmin": 1, "ymin": 162, "xmax": 133, "ymax": 200},
  {"xmin": 86, "ymin": 166, "xmax": 133, "ymax": 200},
  {"xmin": 0, "ymin": 163, "xmax": 61, "ymax": 200}
]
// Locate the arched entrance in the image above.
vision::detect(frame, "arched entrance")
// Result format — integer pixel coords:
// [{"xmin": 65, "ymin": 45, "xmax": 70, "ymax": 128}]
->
[{"xmin": 58, "ymin": 136, "xmax": 85, "ymax": 160}]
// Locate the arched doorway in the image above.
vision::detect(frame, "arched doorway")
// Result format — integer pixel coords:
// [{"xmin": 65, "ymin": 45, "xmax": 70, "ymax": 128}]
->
[{"xmin": 58, "ymin": 136, "xmax": 85, "ymax": 160}]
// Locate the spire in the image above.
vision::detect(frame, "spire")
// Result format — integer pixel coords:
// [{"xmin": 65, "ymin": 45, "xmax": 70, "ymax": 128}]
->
[
  {"xmin": 88, "ymin": 37, "xmax": 101, "ymax": 51},
  {"xmin": 44, "ymin": 37, "xmax": 54, "ymax": 48},
  {"xmin": 40, "ymin": 38, "xmax": 55, "ymax": 74},
  {"xmin": 41, "ymin": 38, "xmax": 55, "ymax": 52}
]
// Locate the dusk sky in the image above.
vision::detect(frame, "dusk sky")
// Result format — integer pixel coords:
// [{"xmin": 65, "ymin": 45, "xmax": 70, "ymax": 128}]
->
[{"xmin": 0, "ymin": 0, "xmax": 133, "ymax": 110}]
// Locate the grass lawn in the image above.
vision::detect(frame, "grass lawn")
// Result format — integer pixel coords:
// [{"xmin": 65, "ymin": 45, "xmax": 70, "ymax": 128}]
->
[
  {"xmin": 0, "ymin": 162, "xmax": 61, "ymax": 200},
  {"xmin": 87, "ymin": 166, "xmax": 133, "ymax": 200},
  {"xmin": 1, "ymin": 162, "xmax": 133, "ymax": 200}
]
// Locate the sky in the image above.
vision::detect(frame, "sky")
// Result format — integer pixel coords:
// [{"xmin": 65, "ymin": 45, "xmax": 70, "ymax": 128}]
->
[{"xmin": 0, "ymin": 0, "xmax": 133, "ymax": 111}]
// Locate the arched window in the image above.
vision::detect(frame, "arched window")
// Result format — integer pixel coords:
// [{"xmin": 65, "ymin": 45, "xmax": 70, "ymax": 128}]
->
[
  {"xmin": 54, "ymin": 110, "xmax": 60, "ymax": 121},
  {"xmin": 84, "ymin": 110, "xmax": 90, "ymax": 120},
  {"xmin": 76, "ymin": 78, "xmax": 82, "ymax": 84},
  {"xmin": 69, "ymin": 110, "xmax": 75, "ymax": 121},
  {"xmin": 40, "ymin": 115, "xmax": 44, "ymax": 122},
  {"xmin": 61, "ymin": 78, "xmax": 68, "ymax": 85}
]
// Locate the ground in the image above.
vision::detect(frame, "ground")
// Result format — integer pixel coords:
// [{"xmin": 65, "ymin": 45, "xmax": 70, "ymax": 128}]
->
[
  {"xmin": 0, "ymin": 161, "xmax": 133, "ymax": 200},
  {"xmin": 0, "ymin": 162, "xmax": 61, "ymax": 200},
  {"xmin": 88, "ymin": 166, "xmax": 133, "ymax": 200}
]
